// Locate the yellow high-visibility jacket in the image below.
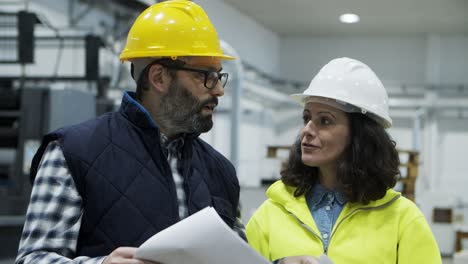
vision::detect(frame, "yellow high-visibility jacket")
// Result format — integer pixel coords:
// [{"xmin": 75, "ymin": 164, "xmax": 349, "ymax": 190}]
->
[{"xmin": 246, "ymin": 181, "xmax": 441, "ymax": 264}]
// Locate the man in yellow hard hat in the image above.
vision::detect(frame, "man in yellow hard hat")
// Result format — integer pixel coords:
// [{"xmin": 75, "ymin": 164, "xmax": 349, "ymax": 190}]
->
[{"xmin": 16, "ymin": 1, "xmax": 242, "ymax": 263}]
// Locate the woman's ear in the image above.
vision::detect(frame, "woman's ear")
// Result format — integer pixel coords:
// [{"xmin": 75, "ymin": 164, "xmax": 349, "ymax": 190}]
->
[{"xmin": 147, "ymin": 64, "xmax": 171, "ymax": 93}]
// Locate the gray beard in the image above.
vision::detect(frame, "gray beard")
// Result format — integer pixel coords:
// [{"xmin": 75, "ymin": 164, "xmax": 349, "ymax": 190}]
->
[{"xmin": 157, "ymin": 80, "xmax": 216, "ymax": 135}]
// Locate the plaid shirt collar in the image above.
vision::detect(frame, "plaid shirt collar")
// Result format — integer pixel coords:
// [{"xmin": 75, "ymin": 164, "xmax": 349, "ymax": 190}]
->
[{"xmin": 160, "ymin": 133, "xmax": 185, "ymax": 158}]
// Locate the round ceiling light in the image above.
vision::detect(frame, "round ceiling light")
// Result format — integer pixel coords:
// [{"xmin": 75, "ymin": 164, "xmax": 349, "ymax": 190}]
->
[{"xmin": 339, "ymin": 13, "xmax": 360, "ymax": 24}]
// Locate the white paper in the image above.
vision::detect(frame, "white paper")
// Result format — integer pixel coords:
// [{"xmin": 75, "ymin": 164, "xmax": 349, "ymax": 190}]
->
[{"xmin": 135, "ymin": 207, "xmax": 271, "ymax": 264}]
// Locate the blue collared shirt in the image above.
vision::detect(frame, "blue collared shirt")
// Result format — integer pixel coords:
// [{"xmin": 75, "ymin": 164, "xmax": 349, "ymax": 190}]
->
[{"xmin": 306, "ymin": 184, "xmax": 347, "ymax": 251}]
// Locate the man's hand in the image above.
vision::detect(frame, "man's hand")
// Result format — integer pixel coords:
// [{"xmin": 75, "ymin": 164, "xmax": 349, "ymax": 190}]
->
[
  {"xmin": 279, "ymin": 255, "xmax": 320, "ymax": 264},
  {"xmin": 103, "ymin": 247, "xmax": 161, "ymax": 264}
]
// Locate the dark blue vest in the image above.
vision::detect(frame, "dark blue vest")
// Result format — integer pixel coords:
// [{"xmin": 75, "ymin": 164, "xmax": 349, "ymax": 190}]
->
[{"xmin": 30, "ymin": 92, "xmax": 240, "ymax": 257}]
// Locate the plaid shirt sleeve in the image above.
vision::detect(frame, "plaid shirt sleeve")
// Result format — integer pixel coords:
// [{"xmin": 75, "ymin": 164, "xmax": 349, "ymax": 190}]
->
[
  {"xmin": 15, "ymin": 141, "xmax": 106, "ymax": 264},
  {"xmin": 233, "ymin": 207, "xmax": 247, "ymax": 242}
]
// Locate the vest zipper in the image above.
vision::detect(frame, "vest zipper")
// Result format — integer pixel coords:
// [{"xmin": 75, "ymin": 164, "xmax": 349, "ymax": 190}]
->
[
  {"xmin": 181, "ymin": 141, "xmax": 192, "ymax": 215},
  {"xmin": 159, "ymin": 142, "xmax": 179, "ymax": 220}
]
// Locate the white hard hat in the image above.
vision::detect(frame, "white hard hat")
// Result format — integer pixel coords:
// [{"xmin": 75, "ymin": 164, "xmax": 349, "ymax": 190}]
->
[{"xmin": 291, "ymin": 57, "xmax": 392, "ymax": 128}]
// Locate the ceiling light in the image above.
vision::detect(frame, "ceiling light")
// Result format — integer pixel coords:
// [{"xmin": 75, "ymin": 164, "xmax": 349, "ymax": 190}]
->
[{"xmin": 339, "ymin": 13, "xmax": 360, "ymax": 24}]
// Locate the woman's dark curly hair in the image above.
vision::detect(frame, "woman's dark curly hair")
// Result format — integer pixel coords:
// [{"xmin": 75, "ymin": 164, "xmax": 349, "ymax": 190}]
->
[{"xmin": 281, "ymin": 113, "xmax": 400, "ymax": 204}]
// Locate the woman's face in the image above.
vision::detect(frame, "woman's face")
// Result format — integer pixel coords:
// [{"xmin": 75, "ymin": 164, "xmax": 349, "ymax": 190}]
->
[{"xmin": 300, "ymin": 102, "xmax": 350, "ymax": 169}]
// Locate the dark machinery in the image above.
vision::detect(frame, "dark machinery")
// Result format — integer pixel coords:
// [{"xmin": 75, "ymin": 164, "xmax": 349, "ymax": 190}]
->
[{"xmin": 0, "ymin": 10, "xmax": 105, "ymax": 258}]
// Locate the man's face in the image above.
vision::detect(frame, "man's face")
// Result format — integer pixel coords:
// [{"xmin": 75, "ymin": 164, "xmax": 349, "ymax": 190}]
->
[{"xmin": 158, "ymin": 57, "xmax": 224, "ymax": 135}]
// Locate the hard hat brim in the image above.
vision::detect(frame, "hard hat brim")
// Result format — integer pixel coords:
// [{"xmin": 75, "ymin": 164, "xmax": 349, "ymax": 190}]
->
[
  {"xmin": 290, "ymin": 93, "xmax": 392, "ymax": 128},
  {"xmin": 120, "ymin": 52, "xmax": 236, "ymax": 62}
]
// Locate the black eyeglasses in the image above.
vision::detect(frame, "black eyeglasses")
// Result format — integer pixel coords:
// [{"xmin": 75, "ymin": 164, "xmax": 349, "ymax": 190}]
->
[{"xmin": 162, "ymin": 64, "xmax": 229, "ymax": 90}]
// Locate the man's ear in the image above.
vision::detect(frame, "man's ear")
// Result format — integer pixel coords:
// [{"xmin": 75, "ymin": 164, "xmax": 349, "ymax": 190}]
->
[{"xmin": 148, "ymin": 64, "xmax": 171, "ymax": 93}]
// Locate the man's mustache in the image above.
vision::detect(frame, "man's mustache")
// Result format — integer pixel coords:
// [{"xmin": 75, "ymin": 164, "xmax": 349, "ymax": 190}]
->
[{"xmin": 198, "ymin": 97, "xmax": 218, "ymax": 108}]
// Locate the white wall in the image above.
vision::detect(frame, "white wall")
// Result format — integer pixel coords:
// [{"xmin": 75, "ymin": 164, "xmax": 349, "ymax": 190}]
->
[
  {"xmin": 438, "ymin": 118, "xmax": 468, "ymax": 195},
  {"xmin": 280, "ymin": 34, "xmax": 468, "ymax": 85},
  {"xmin": 280, "ymin": 35, "xmax": 428, "ymax": 84},
  {"xmin": 389, "ymin": 118, "xmax": 415, "ymax": 150},
  {"xmin": 438, "ymin": 35, "xmax": 468, "ymax": 84},
  {"xmin": 196, "ymin": 0, "xmax": 280, "ymax": 76}
]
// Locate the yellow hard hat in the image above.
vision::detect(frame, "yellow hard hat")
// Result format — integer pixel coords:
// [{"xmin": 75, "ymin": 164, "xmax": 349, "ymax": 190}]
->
[{"xmin": 119, "ymin": 0, "xmax": 234, "ymax": 61}]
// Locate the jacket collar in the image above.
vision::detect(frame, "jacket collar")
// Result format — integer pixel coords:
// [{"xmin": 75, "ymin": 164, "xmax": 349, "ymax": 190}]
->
[
  {"xmin": 119, "ymin": 91, "xmax": 159, "ymax": 130},
  {"xmin": 267, "ymin": 180, "xmax": 401, "ymax": 226}
]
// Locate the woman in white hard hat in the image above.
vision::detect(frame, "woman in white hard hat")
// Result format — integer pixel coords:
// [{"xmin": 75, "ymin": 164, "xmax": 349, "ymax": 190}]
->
[{"xmin": 246, "ymin": 58, "xmax": 441, "ymax": 264}]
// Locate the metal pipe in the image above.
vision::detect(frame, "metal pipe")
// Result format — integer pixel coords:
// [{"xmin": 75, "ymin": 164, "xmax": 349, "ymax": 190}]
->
[
  {"xmin": 220, "ymin": 40, "xmax": 243, "ymax": 173},
  {"xmin": 389, "ymin": 97, "xmax": 468, "ymax": 109},
  {"xmin": 412, "ymin": 108, "xmax": 426, "ymax": 151}
]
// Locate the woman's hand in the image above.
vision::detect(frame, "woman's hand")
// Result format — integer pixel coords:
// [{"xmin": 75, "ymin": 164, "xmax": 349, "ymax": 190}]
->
[
  {"xmin": 279, "ymin": 255, "xmax": 320, "ymax": 264},
  {"xmin": 103, "ymin": 247, "xmax": 161, "ymax": 264}
]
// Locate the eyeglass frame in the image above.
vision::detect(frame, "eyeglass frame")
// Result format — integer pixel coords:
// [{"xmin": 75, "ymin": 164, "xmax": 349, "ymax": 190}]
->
[{"xmin": 147, "ymin": 59, "xmax": 229, "ymax": 90}]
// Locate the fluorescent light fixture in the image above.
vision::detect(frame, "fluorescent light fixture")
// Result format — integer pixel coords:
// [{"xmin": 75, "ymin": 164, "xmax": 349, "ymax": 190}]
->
[{"xmin": 339, "ymin": 13, "xmax": 360, "ymax": 24}]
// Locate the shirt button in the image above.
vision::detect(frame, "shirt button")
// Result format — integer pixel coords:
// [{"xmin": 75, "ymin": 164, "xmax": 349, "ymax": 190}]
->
[
  {"xmin": 323, "ymin": 233, "xmax": 329, "ymax": 239},
  {"xmin": 325, "ymin": 205, "xmax": 331, "ymax": 210},
  {"xmin": 327, "ymin": 193, "xmax": 333, "ymax": 199}
]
